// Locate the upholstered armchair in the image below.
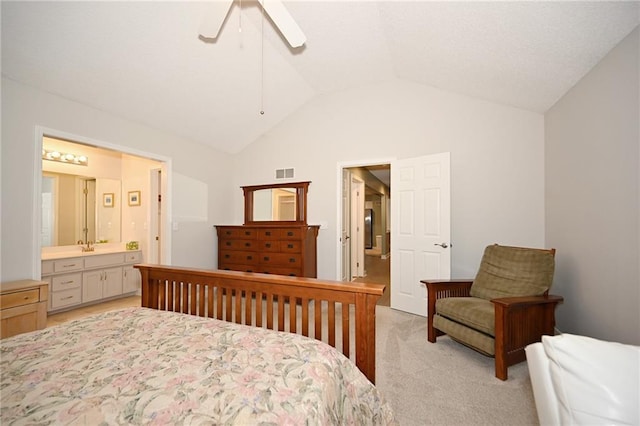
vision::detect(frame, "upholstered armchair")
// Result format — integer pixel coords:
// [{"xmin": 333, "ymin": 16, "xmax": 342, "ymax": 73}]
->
[{"xmin": 422, "ymin": 244, "xmax": 563, "ymax": 380}]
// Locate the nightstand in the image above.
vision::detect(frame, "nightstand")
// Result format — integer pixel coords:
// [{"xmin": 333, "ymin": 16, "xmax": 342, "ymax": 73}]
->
[{"xmin": 1, "ymin": 280, "xmax": 49, "ymax": 339}]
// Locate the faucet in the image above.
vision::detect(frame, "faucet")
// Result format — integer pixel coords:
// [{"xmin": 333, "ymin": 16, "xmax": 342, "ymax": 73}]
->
[{"xmin": 81, "ymin": 240, "xmax": 94, "ymax": 252}]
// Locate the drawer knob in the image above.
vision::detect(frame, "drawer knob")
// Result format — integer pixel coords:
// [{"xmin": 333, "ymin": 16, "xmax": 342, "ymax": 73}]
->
[
  {"xmin": 224, "ymin": 254, "xmax": 230, "ymax": 259},
  {"xmin": 266, "ymin": 231, "xmax": 271, "ymax": 236},
  {"xmin": 245, "ymin": 242, "xmax": 251, "ymax": 247},
  {"xmin": 266, "ymin": 243, "xmax": 271, "ymax": 248},
  {"xmin": 289, "ymin": 258, "xmax": 296, "ymax": 263},
  {"xmin": 287, "ymin": 244, "xmax": 293, "ymax": 249},
  {"xmin": 263, "ymin": 256, "xmax": 270, "ymax": 261},
  {"xmin": 247, "ymin": 256, "xmax": 253, "ymax": 260},
  {"xmin": 287, "ymin": 232, "xmax": 293, "ymax": 236},
  {"xmin": 245, "ymin": 231, "xmax": 251, "ymax": 236},
  {"xmin": 226, "ymin": 242, "xmax": 231, "ymax": 246}
]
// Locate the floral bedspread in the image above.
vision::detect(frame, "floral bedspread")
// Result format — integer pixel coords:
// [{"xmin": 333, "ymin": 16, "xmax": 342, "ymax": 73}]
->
[{"xmin": 1, "ymin": 307, "xmax": 396, "ymax": 425}]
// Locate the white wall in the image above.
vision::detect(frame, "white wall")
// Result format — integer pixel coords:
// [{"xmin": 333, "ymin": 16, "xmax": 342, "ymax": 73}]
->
[
  {"xmin": 545, "ymin": 28, "xmax": 639, "ymax": 344},
  {"xmin": 232, "ymin": 79, "xmax": 546, "ymax": 280},
  {"xmin": 1, "ymin": 78, "xmax": 234, "ymax": 281}
]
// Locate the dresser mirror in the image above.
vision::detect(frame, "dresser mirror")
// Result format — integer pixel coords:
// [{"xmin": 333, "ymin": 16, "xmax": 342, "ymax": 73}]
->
[{"xmin": 243, "ymin": 181, "xmax": 310, "ymax": 225}]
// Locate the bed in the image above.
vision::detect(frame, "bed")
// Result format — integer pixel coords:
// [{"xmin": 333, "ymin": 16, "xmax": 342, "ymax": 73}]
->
[{"xmin": 1, "ymin": 265, "xmax": 395, "ymax": 424}]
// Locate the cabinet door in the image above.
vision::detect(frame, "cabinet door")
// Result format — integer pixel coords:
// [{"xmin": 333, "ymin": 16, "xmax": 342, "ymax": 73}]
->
[
  {"xmin": 103, "ymin": 267, "xmax": 123, "ymax": 298},
  {"xmin": 122, "ymin": 266, "xmax": 140, "ymax": 294},
  {"xmin": 82, "ymin": 270, "xmax": 104, "ymax": 303}
]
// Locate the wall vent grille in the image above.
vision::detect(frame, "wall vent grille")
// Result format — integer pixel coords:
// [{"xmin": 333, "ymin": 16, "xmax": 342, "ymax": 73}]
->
[{"xmin": 275, "ymin": 168, "xmax": 294, "ymax": 179}]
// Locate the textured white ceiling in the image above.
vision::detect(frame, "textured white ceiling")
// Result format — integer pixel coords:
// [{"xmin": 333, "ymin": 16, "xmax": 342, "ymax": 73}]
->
[{"xmin": 2, "ymin": 1, "xmax": 638, "ymax": 154}]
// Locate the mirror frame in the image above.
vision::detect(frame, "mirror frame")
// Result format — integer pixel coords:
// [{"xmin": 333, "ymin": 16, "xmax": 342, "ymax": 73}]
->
[{"xmin": 242, "ymin": 181, "xmax": 310, "ymax": 225}]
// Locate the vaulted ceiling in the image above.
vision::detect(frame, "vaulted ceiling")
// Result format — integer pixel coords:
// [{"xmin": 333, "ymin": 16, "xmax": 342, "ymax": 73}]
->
[{"xmin": 2, "ymin": 1, "xmax": 638, "ymax": 154}]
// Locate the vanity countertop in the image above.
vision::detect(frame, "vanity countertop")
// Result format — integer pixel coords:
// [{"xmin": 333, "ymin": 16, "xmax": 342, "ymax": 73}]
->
[{"xmin": 42, "ymin": 247, "xmax": 139, "ymax": 261}]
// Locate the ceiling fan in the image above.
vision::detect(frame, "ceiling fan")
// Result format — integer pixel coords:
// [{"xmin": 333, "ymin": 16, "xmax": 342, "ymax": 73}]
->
[{"xmin": 199, "ymin": 0, "xmax": 306, "ymax": 48}]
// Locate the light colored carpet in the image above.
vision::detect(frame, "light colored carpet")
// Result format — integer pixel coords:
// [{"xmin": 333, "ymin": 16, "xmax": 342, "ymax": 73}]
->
[{"xmin": 375, "ymin": 305, "xmax": 538, "ymax": 425}]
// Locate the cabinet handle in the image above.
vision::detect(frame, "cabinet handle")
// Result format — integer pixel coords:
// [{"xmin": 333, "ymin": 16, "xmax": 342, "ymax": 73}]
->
[
  {"xmin": 289, "ymin": 258, "xmax": 296, "ymax": 263},
  {"xmin": 266, "ymin": 231, "xmax": 272, "ymax": 236},
  {"xmin": 62, "ymin": 280, "xmax": 74, "ymax": 285},
  {"xmin": 287, "ymin": 232, "xmax": 294, "ymax": 236},
  {"xmin": 63, "ymin": 263, "xmax": 77, "ymax": 268},
  {"xmin": 287, "ymin": 244, "xmax": 293, "ymax": 249},
  {"xmin": 247, "ymin": 256, "xmax": 253, "ymax": 260},
  {"xmin": 263, "ymin": 256, "xmax": 270, "ymax": 261},
  {"xmin": 23, "ymin": 296, "xmax": 30, "ymax": 300},
  {"xmin": 61, "ymin": 296, "xmax": 74, "ymax": 301}
]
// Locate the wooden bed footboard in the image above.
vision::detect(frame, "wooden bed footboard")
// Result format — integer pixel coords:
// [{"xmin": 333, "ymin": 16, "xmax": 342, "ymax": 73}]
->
[{"xmin": 135, "ymin": 264, "xmax": 385, "ymax": 384}]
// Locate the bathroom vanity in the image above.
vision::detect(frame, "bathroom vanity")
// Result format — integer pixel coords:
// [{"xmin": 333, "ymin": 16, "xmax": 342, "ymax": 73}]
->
[{"xmin": 41, "ymin": 248, "xmax": 142, "ymax": 313}]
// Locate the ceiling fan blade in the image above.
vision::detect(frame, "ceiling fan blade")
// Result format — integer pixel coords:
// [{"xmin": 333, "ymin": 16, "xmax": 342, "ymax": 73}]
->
[
  {"xmin": 259, "ymin": 0, "xmax": 306, "ymax": 48},
  {"xmin": 199, "ymin": 0, "xmax": 235, "ymax": 39}
]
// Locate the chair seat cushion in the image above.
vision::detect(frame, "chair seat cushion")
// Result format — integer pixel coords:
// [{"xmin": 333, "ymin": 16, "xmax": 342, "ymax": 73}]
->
[{"xmin": 435, "ymin": 297, "xmax": 495, "ymax": 336}]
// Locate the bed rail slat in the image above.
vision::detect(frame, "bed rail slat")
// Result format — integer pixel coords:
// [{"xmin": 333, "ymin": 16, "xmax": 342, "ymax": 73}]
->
[{"xmin": 136, "ymin": 265, "xmax": 384, "ymax": 384}]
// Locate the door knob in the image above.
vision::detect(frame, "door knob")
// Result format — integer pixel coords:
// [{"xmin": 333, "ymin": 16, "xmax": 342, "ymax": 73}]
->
[{"xmin": 434, "ymin": 242, "xmax": 450, "ymax": 248}]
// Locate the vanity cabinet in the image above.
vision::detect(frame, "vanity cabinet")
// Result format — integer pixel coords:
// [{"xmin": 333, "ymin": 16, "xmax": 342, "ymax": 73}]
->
[
  {"xmin": 216, "ymin": 225, "xmax": 319, "ymax": 277},
  {"xmin": 42, "ymin": 250, "xmax": 142, "ymax": 313}
]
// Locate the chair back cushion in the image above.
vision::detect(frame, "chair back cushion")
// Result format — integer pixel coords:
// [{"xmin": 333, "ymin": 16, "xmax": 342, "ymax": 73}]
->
[{"xmin": 469, "ymin": 244, "xmax": 555, "ymax": 300}]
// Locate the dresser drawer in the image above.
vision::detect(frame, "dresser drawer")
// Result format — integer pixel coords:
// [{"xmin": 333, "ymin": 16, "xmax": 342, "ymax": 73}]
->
[
  {"xmin": 51, "ymin": 273, "xmax": 82, "ymax": 291},
  {"xmin": 218, "ymin": 228, "xmax": 257, "ymax": 240},
  {"xmin": 0, "ymin": 289, "xmax": 40, "ymax": 310},
  {"xmin": 259, "ymin": 253, "xmax": 302, "ymax": 267},
  {"xmin": 50, "ymin": 287, "xmax": 82, "ymax": 310},
  {"xmin": 257, "ymin": 228, "xmax": 302, "ymax": 240},
  {"xmin": 219, "ymin": 250, "xmax": 258, "ymax": 265},
  {"xmin": 220, "ymin": 239, "xmax": 259, "ymax": 251},
  {"xmin": 218, "ymin": 263, "xmax": 259, "ymax": 273},
  {"xmin": 54, "ymin": 258, "xmax": 83, "ymax": 273}
]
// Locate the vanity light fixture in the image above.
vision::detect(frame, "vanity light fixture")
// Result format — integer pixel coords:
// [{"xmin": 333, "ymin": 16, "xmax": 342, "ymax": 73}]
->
[{"xmin": 42, "ymin": 149, "xmax": 88, "ymax": 166}]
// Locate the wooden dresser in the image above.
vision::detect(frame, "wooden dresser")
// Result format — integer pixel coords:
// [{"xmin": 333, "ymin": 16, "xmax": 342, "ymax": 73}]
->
[
  {"xmin": 216, "ymin": 225, "xmax": 320, "ymax": 277},
  {"xmin": 1, "ymin": 280, "xmax": 48, "ymax": 339}
]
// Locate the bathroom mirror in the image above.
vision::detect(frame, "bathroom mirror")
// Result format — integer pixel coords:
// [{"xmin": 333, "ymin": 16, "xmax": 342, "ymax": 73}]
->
[
  {"xmin": 41, "ymin": 172, "xmax": 122, "ymax": 247},
  {"xmin": 243, "ymin": 181, "xmax": 310, "ymax": 225}
]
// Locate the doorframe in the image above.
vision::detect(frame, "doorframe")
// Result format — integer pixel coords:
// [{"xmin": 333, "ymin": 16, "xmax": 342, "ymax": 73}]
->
[
  {"xmin": 33, "ymin": 126, "xmax": 173, "ymax": 278},
  {"xmin": 350, "ymin": 175, "xmax": 365, "ymax": 278},
  {"xmin": 335, "ymin": 158, "xmax": 394, "ymax": 280}
]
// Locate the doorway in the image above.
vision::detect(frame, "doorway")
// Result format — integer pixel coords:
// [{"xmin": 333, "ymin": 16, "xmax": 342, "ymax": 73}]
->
[
  {"xmin": 340, "ymin": 161, "xmax": 392, "ymax": 305},
  {"xmin": 35, "ymin": 127, "xmax": 172, "ymax": 276}
]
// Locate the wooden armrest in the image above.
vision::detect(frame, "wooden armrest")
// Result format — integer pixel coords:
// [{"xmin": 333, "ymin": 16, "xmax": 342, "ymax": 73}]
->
[
  {"xmin": 421, "ymin": 279, "xmax": 473, "ymax": 293},
  {"xmin": 491, "ymin": 294, "xmax": 564, "ymax": 309}
]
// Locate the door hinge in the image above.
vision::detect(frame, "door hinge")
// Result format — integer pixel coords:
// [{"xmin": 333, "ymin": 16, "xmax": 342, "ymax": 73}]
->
[{"xmin": 158, "ymin": 194, "xmax": 162, "ymax": 202}]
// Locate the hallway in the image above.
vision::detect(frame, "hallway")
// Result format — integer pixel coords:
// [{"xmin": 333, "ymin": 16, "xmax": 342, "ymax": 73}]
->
[{"xmin": 354, "ymin": 254, "xmax": 390, "ymax": 306}]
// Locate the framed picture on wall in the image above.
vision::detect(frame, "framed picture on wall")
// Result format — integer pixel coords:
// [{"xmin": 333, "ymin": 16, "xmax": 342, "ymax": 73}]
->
[
  {"xmin": 103, "ymin": 193, "xmax": 114, "ymax": 208},
  {"xmin": 128, "ymin": 191, "xmax": 141, "ymax": 206}
]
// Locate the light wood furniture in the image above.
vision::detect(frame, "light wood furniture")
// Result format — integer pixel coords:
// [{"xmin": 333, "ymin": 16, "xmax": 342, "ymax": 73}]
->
[
  {"xmin": 136, "ymin": 264, "xmax": 384, "ymax": 384},
  {"xmin": 216, "ymin": 225, "xmax": 319, "ymax": 277},
  {"xmin": 42, "ymin": 250, "xmax": 142, "ymax": 313},
  {"xmin": 1, "ymin": 280, "xmax": 49, "ymax": 339}
]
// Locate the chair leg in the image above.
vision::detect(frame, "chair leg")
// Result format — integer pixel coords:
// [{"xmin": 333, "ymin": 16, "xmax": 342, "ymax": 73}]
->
[{"xmin": 428, "ymin": 316, "xmax": 437, "ymax": 343}]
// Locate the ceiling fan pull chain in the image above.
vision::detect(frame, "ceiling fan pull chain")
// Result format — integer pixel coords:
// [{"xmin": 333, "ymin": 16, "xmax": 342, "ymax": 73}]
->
[{"xmin": 260, "ymin": 0, "xmax": 265, "ymax": 115}]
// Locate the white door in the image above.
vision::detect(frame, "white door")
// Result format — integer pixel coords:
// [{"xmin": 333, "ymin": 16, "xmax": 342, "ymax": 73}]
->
[
  {"xmin": 350, "ymin": 176, "xmax": 365, "ymax": 278},
  {"xmin": 391, "ymin": 152, "xmax": 451, "ymax": 316},
  {"xmin": 341, "ymin": 169, "xmax": 351, "ymax": 281}
]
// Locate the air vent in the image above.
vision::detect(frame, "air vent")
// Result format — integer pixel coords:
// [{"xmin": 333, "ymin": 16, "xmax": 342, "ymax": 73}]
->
[{"xmin": 275, "ymin": 168, "xmax": 294, "ymax": 179}]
